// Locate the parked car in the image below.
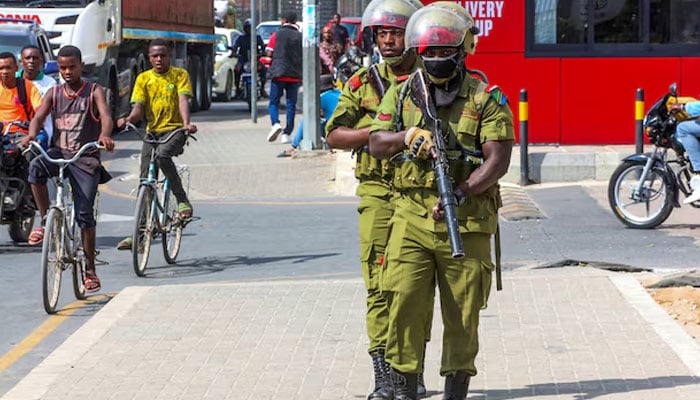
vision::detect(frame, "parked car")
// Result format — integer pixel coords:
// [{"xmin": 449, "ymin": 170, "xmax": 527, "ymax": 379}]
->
[
  {"xmin": 0, "ymin": 18, "xmax": 57, "ymax": 74},
  {"xmin": 256, "ymin": 21, "xmax": 280, "ymax": 48},
  {"xmin": 212, "ymin": 27, "xmax": 241, "ymax": 102}
]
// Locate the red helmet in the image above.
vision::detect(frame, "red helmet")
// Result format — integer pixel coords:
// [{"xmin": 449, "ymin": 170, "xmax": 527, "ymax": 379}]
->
[
  {"xmin": 361, "ymin": 0, "xmax": 422, "ymax": 30},
  {"xmin": 406, "ymin": 3, "xmax": 478, "ymax": 55}
]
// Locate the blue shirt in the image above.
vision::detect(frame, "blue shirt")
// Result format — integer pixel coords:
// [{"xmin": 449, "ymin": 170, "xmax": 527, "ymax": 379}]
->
[{"xmin": 686, "ymin": 101, "xmax": 700, "ymax": 118}]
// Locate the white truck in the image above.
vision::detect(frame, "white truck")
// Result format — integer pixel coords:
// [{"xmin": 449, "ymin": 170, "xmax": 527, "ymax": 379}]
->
[{"xmin": 0, "ymin": 0, "xmax": 216, "ymax": 117}]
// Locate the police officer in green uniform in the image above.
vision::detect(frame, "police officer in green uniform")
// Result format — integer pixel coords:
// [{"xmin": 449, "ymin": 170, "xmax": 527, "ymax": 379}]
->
[
  {"xmin": 368, "ymin": 3, "xmax": 515, "ymax": 399},
  {"xmin": 324, "ymin": 0, "xmax": 424, "ymax": 399}
]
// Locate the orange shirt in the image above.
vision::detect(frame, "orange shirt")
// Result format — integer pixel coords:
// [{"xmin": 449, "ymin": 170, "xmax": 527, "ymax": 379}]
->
[{"xmin": 0, "ymin": 79, "xmax": 42, "ymax": 132}]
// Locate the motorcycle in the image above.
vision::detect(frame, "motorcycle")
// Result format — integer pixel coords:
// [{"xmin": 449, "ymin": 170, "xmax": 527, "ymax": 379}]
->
[
  {"xmin": 0, "ymin": 121, "xmax": 36, "ymax": 242},
  {"xmin": 333, "ymin": 46, "xmax": 365, "ymax": 88},
  {"xmin": 608, "ymin": 82, "xmax": 698, "ymax": 229},
  {"xmin": 239, "ymin": 54, "xmax": 268, "ymax": 111}
]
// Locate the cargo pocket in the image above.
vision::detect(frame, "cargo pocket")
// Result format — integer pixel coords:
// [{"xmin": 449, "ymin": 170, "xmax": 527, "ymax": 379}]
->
[{"xmin": 381, "ymin": 217, "xmax": 407, "ymax": 294}]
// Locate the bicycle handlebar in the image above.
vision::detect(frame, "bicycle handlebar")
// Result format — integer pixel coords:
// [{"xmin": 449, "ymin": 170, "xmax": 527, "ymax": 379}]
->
[
  {"xmin": 121, "ymin": 122, "xmax": 192, "ymax": 145},
  {"xmin": 28, "ymin": 141, "xmax": 103, "ymax": 166}
]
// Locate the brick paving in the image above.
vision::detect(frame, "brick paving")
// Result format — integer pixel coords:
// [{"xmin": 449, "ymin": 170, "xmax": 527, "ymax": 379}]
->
[{"xmin": 3, "ymin": 268, "xmax": 699, "ymax": 400}]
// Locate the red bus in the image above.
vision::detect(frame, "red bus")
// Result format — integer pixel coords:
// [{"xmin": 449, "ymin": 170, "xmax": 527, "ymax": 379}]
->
[{"xmin": 421, "ymin": 0, "xmax": 700, "ymax": 144}]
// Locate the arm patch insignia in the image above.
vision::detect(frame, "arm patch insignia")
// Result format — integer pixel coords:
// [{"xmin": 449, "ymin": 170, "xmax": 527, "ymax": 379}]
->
[
  {"xmin": 487, "ymin": 85, "xmax": 508, "ymax": 106},
  {"xmin": 348, "ymin": 75, "xmax": 363, "ymax": 92},
  {"xmin": 378, "ymin": 112, "xmax": 392, "ymax": 121}
]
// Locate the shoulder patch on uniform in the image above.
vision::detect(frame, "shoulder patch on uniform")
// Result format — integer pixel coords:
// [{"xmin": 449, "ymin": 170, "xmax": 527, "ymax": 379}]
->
[
  {"xmin": 348, "ymin": 75, "xmax": 363, "ymax": 92},
  {"xmin": 487, "ymin": 85, "xmax": 508, "ymax": 106},
  {"xmin": 378, "ymin": 112, "xmax": 392, "ymax": 121}
]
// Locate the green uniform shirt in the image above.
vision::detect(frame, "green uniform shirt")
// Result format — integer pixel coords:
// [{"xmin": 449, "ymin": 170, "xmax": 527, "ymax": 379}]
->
[
  {"xmin": 325, "ymin": 60, "xmax": 421, "ymax": 198},
  {"xmin": 131, "ymin": 66, "xmax": 193, "ymax": 133},
  {"xmin": 369, "ymin": 73, "xmax": 515, "ymax": 234}
]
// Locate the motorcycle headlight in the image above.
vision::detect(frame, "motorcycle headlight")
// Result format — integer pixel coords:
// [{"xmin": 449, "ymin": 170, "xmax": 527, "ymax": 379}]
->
[{"xmin": 243, "ymin": 62, "xmax": 251, "ymax": 73}]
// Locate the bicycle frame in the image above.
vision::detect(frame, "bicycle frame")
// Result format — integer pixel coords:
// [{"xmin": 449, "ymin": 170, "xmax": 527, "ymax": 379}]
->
[
  {"xmin": 32, "ymin": 142, "xmax": 103, "ymax": 256},
  {"xmin": 30, "ymin": 141, "xmax": 102, "ymax": 313}
]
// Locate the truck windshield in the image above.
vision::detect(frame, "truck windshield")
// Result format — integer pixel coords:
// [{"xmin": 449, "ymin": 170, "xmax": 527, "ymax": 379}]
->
[
  {"xmin": 0, "ymin": 0, "xmax": 91, "ymax": 7},
  {"xmin": 0, "ymin": 35, "xmax": 29, "ymax": 57}
]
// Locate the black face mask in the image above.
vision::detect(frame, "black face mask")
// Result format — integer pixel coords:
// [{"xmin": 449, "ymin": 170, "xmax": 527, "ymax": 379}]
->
[{"xmin": 421, "ymin": 53, "xmax": 460, "ymax": 79}]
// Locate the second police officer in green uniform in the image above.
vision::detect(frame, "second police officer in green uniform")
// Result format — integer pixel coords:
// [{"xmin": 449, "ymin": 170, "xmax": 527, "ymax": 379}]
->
[
  {"xmin": 368, "ymin": 2, "xmax": 515, "ymax": 400},
  {"xmin": 324, "ymin": 0, "xmax": 424, "ymax": 399}
]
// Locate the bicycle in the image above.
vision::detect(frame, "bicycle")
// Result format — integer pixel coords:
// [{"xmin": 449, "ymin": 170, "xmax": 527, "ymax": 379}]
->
[
  {"xmin": 27, "ymin": 140, "xmax": 103, "ymax": 314},
  {"xmin": 123, "ymin": 123, "xmax": 193, "ymax": 277}
]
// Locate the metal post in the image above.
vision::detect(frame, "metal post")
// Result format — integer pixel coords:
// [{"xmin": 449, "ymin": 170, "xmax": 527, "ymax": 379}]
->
[
  {"xmin": 250, "ymin": 0, "xmax": 257, "ymax": 123},
  {"xmin": 301, "ymin": 0, "xmax": 320, "ymax": 150},
  {"xmin": 635, "ymin": 88, "xmax": 645, "ymax": 154},
  {"xmin": 519, "ymin": 89, "xmax": 529, "ymax": 186}
]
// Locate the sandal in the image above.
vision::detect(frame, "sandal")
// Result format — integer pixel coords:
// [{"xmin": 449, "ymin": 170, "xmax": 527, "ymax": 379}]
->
[
  {"xmin": 117, "ymin": 236, "xmax": 133, "ymax": 250},
  {"xmin": 177, "ymin": 202, "xmax": 193, "ymax": 219},
  {"xmin": 84, "ymin": 271, "xmax": 101, "ymax": 293},
  {"xmin": 28, "ymin": 227, "xmax": 44, "ymax": 246}
]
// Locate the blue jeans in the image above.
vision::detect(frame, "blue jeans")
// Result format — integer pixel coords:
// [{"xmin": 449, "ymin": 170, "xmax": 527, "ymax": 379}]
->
[
  {"xmin": 675, "ymin": 119, "xmax": 700, "ymax": 172},
  {"xmin": 269, "ymin": 80, "xmax": 300, "ymax": 135},
  {"xmin": 292, "ymin": 118, "xmax": 327, "ymax": 149}
]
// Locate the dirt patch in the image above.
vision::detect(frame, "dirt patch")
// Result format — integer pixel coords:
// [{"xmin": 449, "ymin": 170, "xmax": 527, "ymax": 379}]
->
[{"xmin": 641, "ymin": 277, "xmax": 700, "ymax": 345}]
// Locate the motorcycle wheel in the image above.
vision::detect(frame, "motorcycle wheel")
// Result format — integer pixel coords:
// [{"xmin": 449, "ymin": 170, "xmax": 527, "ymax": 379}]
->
[
  {"xmin": 608, "ymin": 160, "xmax": 674, "ymax": 229},
  {"xmin": 8, "ymin": 209, "xmax": 35, "ymax": 242}
]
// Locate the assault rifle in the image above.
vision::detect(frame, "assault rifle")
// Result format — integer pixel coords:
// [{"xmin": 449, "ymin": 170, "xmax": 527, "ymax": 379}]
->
[{"xmin": 409, "ymin": 68, "xmax": 464, "ymax": 258}]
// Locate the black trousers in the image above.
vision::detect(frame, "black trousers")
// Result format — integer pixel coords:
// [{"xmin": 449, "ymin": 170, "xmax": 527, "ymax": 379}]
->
[{"xmin": 139, "ymin": 130, "xmax": 189, "ymax": 204}]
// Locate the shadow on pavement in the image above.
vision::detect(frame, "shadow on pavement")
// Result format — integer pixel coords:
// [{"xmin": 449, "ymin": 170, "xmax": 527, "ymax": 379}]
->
[
  {"xmin": 469, "ymin": 376, "xmax": 700, "ymax": 400},
  {"xmin": 0, "ymin": 243, "xmax": 42, "ymax": 254},
  {"xmin": 140, "ymin": 253, "xmax": 340, "ymax": 279}
]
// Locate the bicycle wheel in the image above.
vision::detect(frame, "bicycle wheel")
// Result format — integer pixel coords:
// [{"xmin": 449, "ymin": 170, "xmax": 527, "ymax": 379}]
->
[
  {"xmin": 41, "ymin": 208, "xmax": 63, "ymax": 314},
  {"xmin": 132, "ymin": 185, "xmax": 154, "ymax": 277},
  {"xmin": 72, "ymin": 229, "xmax": 87, "ymax": 300},
  {"xmin": 162, "ymin": 188, "xmax": 183, "ymax": 264}
]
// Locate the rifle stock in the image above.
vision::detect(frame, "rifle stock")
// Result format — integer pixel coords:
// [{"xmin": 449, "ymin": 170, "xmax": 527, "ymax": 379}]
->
[{"xmin": 409, "ymin": 69, "xmax": 464, "ymax": 258}]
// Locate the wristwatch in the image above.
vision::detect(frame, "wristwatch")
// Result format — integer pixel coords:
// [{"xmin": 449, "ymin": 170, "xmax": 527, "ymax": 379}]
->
[{"xmin": 454, "ymin": 188, "xmax": 466, "ymax": 206}]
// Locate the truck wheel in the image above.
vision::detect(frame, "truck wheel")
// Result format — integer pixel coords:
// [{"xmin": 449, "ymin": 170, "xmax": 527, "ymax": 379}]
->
[
  {"xmin": 188, "ymin": 55, "xmax": 201, "ymax": 112},
  {"xmin": 200, "ymin": 53, "xmax": 212, "ymax": 110}
]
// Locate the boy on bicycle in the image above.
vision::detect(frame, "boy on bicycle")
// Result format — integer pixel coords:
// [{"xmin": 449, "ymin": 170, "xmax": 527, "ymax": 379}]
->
[
  {"xmin": 116, "ymin": 39, "xmax": 197, "ymax": 250},
  {"xmin": 21, "ymin": 45, "xmax": 115, "ymax": 293}
]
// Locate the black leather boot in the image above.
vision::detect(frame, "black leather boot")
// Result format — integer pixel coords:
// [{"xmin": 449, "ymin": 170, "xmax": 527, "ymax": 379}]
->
[
  {"xmin": 367, "ymin": 352, "xmax": 393, "ymax": 400},
  {"xmin": 392, "ymin": 368, "xmax": 418, "ymax": 400},
  {"xmin": 442, "ymin": 370, "xmax": 471, "ymax": 400}
]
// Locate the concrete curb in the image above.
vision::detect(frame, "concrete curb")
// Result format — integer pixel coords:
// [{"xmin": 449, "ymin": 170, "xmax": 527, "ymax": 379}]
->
[
  {"xmin": 611, "ymin": 275, "xmax": 700, "ymax": 377},
  {"xmin": 0, "ymin": 287, "xmax": 152, "ymax": 400}
]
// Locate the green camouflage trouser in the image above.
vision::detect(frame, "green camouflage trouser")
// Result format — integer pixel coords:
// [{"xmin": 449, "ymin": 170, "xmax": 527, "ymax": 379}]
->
[
  {"xmin": 383, "ymin": 211, "xmax": 493, "ymax": 376},
  {"xmin": 358, "ymin": 195, "xmax": 393, "ymax": 354}
]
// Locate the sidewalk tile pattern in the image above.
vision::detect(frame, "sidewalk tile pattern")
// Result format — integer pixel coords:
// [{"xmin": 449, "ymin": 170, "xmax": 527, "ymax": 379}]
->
[{"xmin": 3, "ymin": 268, "xmax": 700, "ymax": 399}]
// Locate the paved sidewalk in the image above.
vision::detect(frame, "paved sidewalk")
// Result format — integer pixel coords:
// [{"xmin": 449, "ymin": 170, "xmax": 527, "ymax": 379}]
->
[
  {"xmin": 3, "ymin": 267, "xmax": 699, "ymax": 400},
  {"xmin": 101, "ymin": 111, "xmax": 646, "ymax": 199}
]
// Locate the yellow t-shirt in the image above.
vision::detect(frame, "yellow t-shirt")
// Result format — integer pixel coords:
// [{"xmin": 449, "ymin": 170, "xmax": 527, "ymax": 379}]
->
[
  {"xmin": 130, "ymin": 66, "xmax": 192, "ymax": 133},
  {"xmin": 0, "ymin": 79, "xmax": 42, "ymax": 132}
]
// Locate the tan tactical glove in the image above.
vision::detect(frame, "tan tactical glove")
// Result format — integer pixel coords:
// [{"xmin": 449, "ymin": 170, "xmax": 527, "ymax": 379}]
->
[{"xmin": 404, "ymin": 127, "xmax": 434, "ymax": 159}]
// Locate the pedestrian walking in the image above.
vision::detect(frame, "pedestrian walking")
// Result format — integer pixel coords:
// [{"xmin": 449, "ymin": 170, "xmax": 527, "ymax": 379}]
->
[
  {"xmin": 265, "ymin": 11, "xmax": 302, "ymax": 145},
  {"xmin": 368, "ymin": 4, "xmax": 515, "ymax": 399}
]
